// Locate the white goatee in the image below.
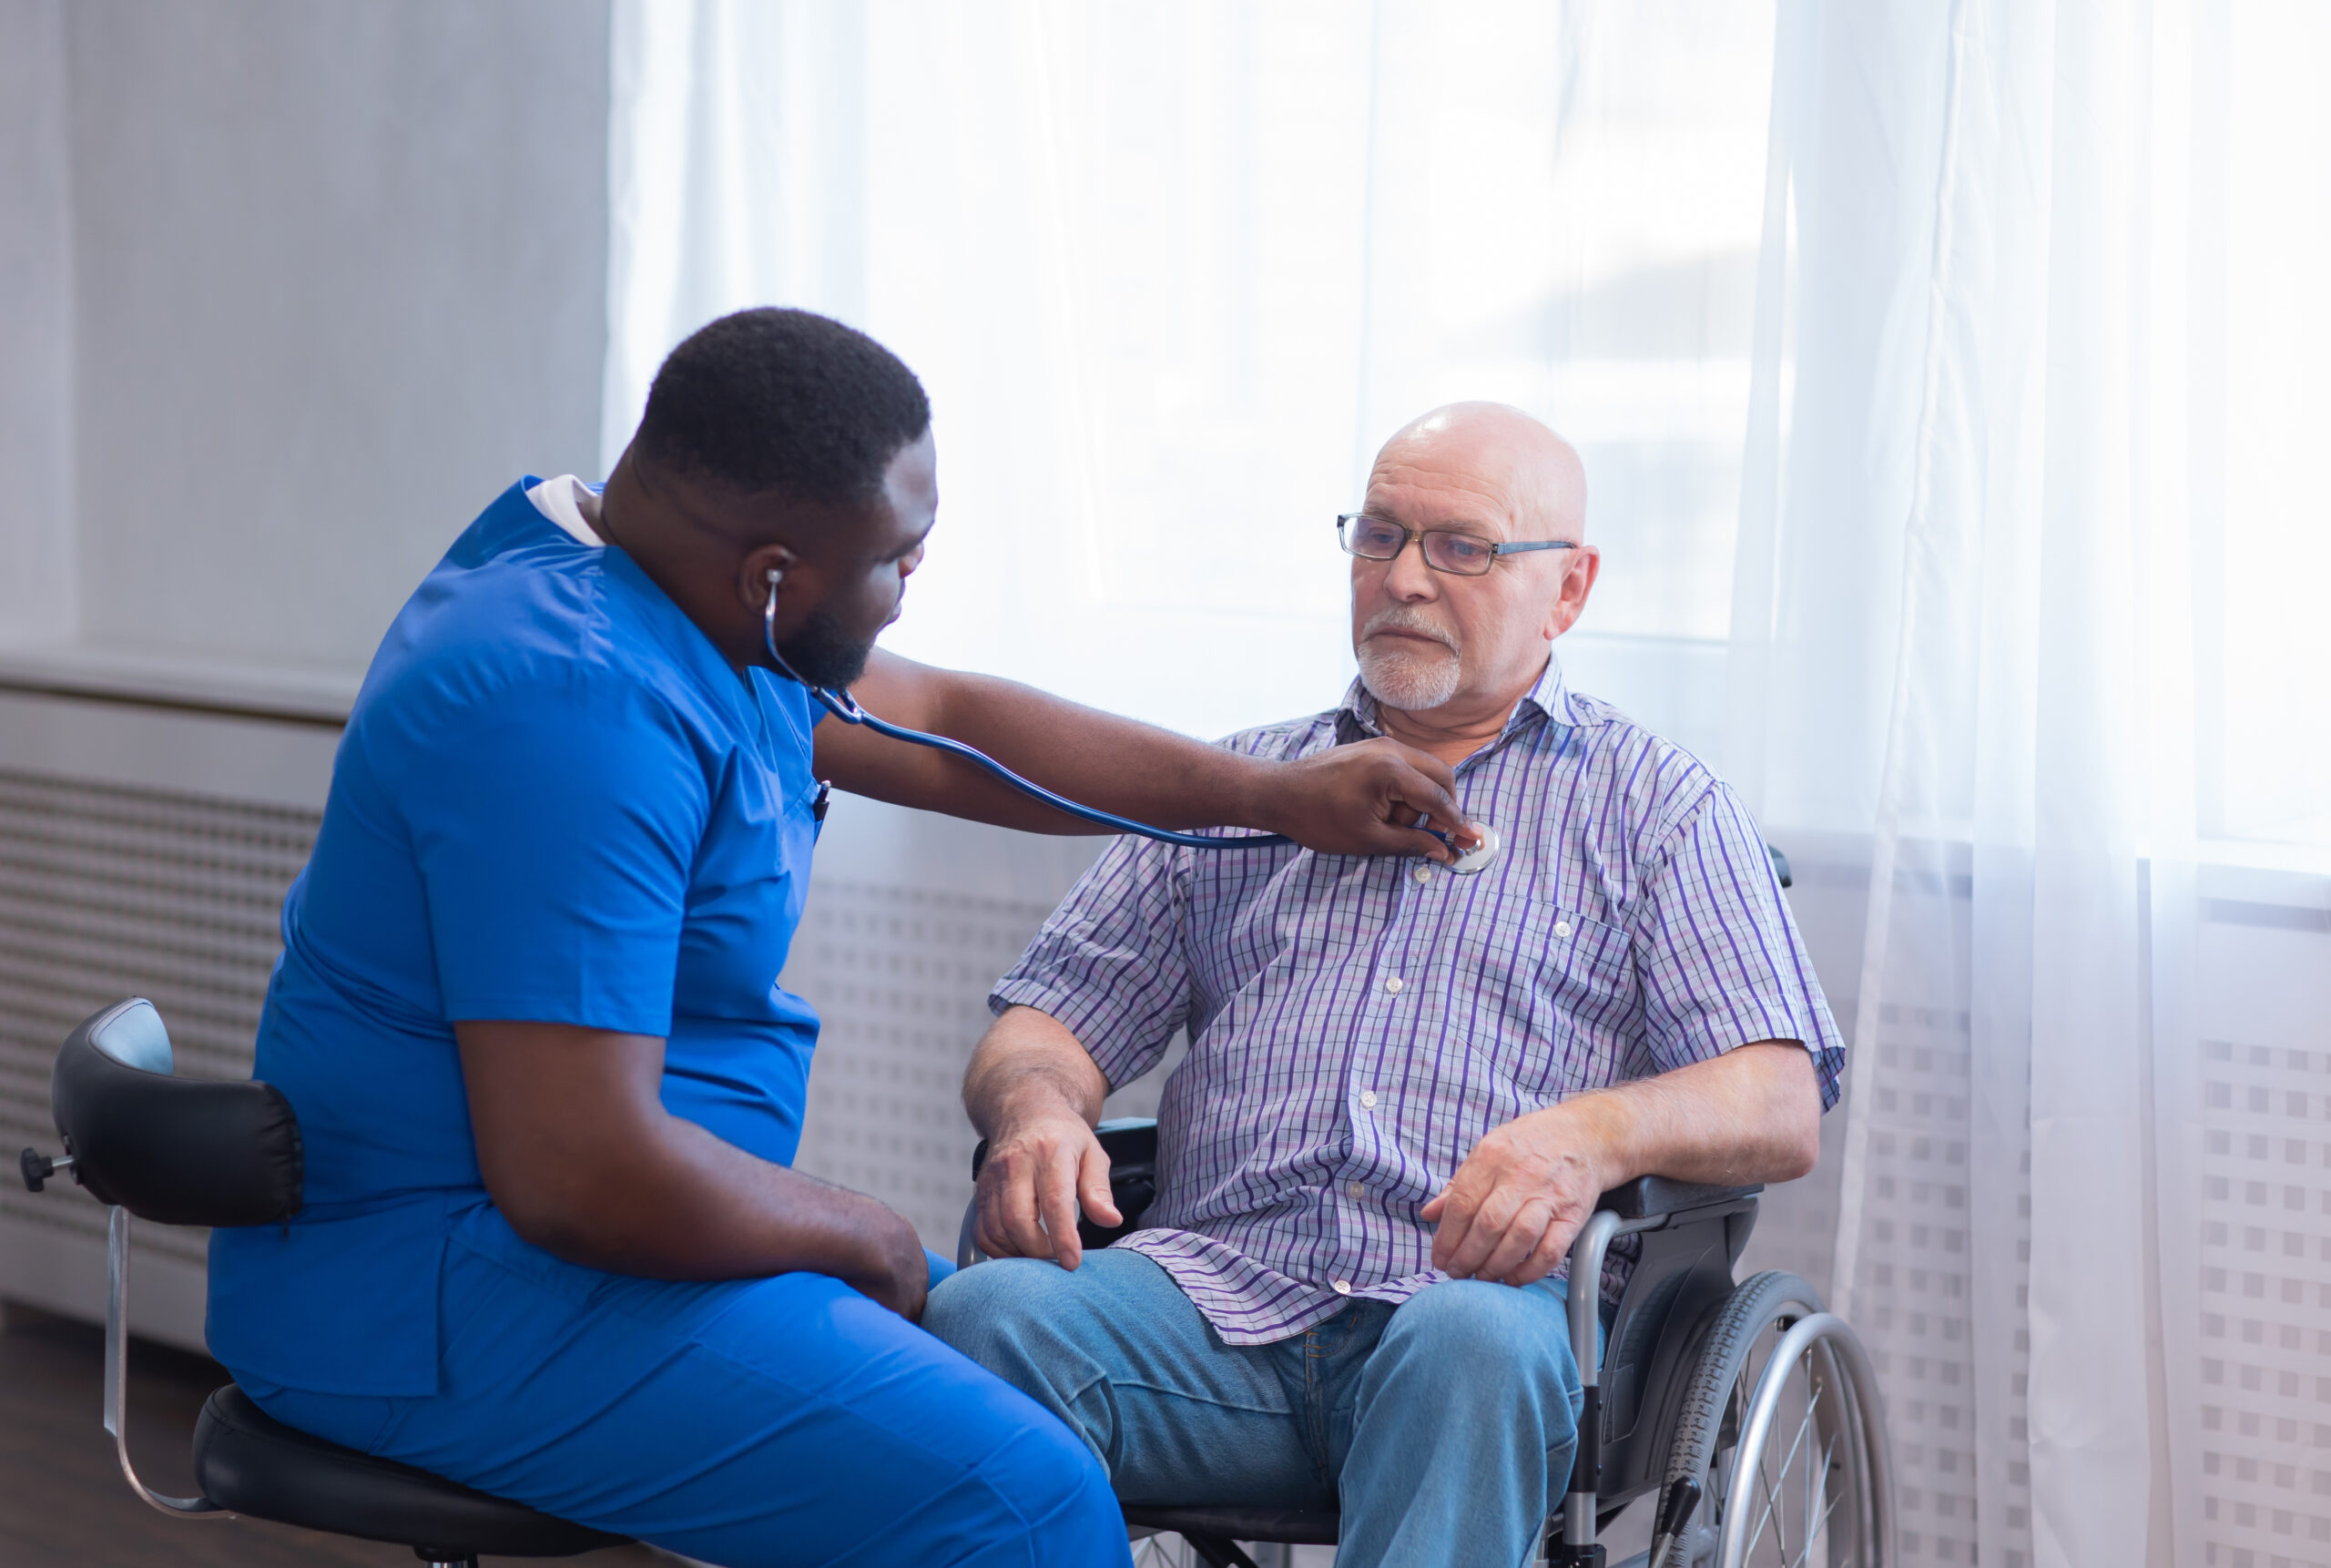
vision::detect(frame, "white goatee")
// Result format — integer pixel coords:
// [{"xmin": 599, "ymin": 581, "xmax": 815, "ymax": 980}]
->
[{"xmin": 1356, "ymin": 613, "xmax": 1463, "ymax": 712}]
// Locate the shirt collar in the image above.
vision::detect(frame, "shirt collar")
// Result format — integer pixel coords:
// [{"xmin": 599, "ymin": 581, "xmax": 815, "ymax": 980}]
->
[{"xmin": 1335, "ymin": 655, "xmax": 1578, "ymax": 751}]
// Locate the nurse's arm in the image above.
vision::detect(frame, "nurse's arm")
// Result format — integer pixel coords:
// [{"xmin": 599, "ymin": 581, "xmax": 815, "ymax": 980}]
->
[
  {"xmin": 455, "ymin": 1020, "xmax": 931, "ymax": 1319},
  {"xmin": 816, "ymin": 649, "xmax": 1474, "ymax": 860}
]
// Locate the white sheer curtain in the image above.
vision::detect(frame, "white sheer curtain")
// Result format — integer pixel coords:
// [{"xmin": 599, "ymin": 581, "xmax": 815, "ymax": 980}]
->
[
  {"xmin": 608, "ymin": 5, "xmax": 2331, "ymax": 1565},
  {"xmin": 604, "ymin": 0, "xmax": 1772, "ymax": 748},
  {"xmin": 1731, "ymin": 4, "xmax": 2331, "ymax": 1565}
]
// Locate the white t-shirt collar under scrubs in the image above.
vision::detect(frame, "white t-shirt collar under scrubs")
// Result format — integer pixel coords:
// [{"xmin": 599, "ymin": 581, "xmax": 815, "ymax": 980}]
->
[{"xmin": 525, "ymin": 474, "xmax": 605, "ymax": 545}]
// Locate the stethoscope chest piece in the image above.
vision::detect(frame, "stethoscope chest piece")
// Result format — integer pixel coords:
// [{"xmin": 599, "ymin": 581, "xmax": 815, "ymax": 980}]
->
[{"xmin": 1447, "ymin": 822, "xmax": 1501, "ymax": 876}]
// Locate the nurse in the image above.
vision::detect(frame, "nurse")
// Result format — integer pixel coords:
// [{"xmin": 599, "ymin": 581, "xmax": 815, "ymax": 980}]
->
[{"xmin": 206, "ymin": 308, "xmax": 1468, "ymax": 1567}]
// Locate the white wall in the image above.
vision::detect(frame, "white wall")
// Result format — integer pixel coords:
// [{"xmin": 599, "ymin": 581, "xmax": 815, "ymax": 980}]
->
[
  {"xmin": 0, "ymin": 1, "xmax": 76, "ymax": 644},
  {"xmin": 1, "ymin": 0, "xmax": 609, "ymax": 674},
  {"xmin": 0, "ymin": 0, "xmax": 615, "ymax": 1349}
]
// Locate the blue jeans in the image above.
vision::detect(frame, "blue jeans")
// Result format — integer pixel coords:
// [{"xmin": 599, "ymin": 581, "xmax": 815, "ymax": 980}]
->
[{"xmin": 924, "ymin": 1249, "xmax": 1587, "ymax": 1568}]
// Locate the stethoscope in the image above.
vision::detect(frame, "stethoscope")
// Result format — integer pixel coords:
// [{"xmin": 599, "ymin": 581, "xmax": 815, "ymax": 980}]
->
[{"xmin": 760, "ymin": 569, "xmax": 1501, "ymax": 871}]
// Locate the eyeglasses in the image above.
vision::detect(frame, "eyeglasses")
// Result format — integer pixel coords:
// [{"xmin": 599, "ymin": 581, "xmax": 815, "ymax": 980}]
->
[{"xmin": 1336, "ymin": 514, "xmax": 1577, "ymax": 577}]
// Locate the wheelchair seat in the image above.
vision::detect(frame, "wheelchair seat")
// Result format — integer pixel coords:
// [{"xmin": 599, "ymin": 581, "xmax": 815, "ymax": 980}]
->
[
  {"xmin": 192, "ymin": 1384, "xmax": 626, "ymax": 1560},
  {"xmin": 1124, "ymin": 1503, "xmax": 1340, "ymax": 1548}
]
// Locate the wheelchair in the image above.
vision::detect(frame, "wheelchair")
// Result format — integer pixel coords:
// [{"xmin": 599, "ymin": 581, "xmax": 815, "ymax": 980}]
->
[{"xmin": 959, "ymin": 1120, "xmax": 1896, "ymax": 1568}]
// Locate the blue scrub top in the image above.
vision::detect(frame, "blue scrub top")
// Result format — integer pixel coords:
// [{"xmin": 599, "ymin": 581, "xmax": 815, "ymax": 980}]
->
[{"xmin": 209, "ymin": 480, "xmax": 825, "ymax": 1396}]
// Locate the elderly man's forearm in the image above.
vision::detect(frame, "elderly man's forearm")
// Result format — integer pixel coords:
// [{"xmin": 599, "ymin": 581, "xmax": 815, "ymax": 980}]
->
[
  {"xmin": 1566, "ymin": 1040, "xmax": 1821, "ymax": 1188},
  {"xmin": 963, "ymin": 1005, "xmax": 1110, "ymax": 1136}
]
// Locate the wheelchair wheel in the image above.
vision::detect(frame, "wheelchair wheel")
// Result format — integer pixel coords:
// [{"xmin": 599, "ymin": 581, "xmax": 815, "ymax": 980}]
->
[{"xmin": 1650, "ymin": 1271, "xmax": 1895, "ymax": 1568}]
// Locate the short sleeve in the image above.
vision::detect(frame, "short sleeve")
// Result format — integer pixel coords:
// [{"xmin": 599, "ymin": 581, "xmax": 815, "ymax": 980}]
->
[
  {"xmin": 1633, "ymin": 784, "xmax": 1847, "ymax": 1108},
  {"xmin": 989, "ymin": 835, "xmax": 1193, "ymax": 1092},
  {"xmin": 391, "ymin": 672, "xmax": 707, "ymax": 1033}
]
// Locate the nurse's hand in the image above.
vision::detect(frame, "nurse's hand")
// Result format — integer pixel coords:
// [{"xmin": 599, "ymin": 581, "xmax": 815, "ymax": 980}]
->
[
  {"xmin": 846, "ymin": 1217, "xmax": 935, "ymax": 1320},
  {"xmin": 1255, "ymin": 736, "xmax": 1481, "ymax": 860}
]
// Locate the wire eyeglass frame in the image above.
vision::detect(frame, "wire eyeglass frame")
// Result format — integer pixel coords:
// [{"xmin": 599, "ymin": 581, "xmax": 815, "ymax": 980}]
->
[{"xmin": 1336, "ymin": 513, "xmax": 1578, "ymax": 576}]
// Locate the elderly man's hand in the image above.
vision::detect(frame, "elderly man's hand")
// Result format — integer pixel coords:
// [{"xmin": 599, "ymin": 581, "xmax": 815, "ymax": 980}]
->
[
  {"xmin": 972, "ymin": 1105, "xmax": 1121, "ymax": 1270},
  {"xmin": 1256, "ymin": 737, "xmax": 1479, "ymax": 862},
  {"xmin": 1422, "ymin": 1101, "xmax": 1614, "ymax": 1286}
]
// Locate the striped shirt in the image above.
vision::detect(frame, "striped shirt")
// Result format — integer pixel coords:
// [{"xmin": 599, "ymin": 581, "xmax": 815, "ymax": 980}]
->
[{"xmin": 991, "ymin": 658, "xmax": 1845, "ymax": 1346}]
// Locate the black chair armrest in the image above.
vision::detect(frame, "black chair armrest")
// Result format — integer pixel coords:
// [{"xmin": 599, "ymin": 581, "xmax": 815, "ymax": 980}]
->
[
  {"xmin": 1093, "ymin": 1118, "xmax": 1157, "ymax": 1169},
  {"xmin": 1594, "ymin": 1176, "xmax": 1762, "ymax": 1221}
]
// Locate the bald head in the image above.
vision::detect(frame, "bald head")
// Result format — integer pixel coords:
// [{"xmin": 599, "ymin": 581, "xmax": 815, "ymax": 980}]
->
[
  {"xmin": 1348, "ymin": 402, "xmax": 1600, "ymax": 741},
  {"xmin": 1368, "ymin": 402, "xmax": 1587, "ymax": 546}
]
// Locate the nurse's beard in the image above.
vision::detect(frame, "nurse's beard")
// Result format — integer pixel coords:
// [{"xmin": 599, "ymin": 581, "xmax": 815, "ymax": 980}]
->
[{"xmin": 774, "ymin": 604, "xmax": 878, "ymax": 689}]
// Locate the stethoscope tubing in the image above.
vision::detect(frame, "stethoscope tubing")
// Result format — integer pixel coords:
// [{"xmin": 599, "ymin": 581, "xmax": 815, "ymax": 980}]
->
[{"xmin": 762, "ymin": 580, "xmax": 1300, "ymax": 850}]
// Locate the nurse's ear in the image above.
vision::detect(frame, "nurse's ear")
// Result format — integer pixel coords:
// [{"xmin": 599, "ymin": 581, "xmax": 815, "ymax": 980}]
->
[{"xmin": 738, "ymin": 544, "xmax": 799, "ymax": 617}]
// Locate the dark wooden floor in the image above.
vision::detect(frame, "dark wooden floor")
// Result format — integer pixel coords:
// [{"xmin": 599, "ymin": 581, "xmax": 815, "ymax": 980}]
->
[{"xmin": 0, "ymin": 1300, "xmax": 666, "ymax": 1568}]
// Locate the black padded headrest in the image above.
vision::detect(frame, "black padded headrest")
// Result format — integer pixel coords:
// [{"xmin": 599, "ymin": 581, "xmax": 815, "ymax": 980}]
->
[{"xmin": 51, "ymin": 998, "xmax": 303, "ymax": 1227}]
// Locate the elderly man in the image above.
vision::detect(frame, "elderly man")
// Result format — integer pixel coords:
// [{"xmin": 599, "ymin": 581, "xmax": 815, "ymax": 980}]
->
[{"xmin": 922, "ymin": 403, "xmax": 1845, "ymax": 1567}]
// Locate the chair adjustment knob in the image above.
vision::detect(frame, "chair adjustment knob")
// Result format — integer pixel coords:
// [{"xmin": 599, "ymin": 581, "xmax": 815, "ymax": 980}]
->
[{"xmin": 18, "ymin": 1148, "xmax": 72, "ymax": 1194}]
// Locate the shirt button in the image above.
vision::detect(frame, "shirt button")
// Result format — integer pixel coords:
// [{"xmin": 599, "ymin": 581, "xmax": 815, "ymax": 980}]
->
[
  {"xmin": 1332, "ymin": 1279, "xmax": 1353, "ymax": 1296},
  {"xmin": 1410, "ymin": 864, "xmax": 1431, "ymax": 884},
  {"xmin": 1554, "ymin": 921, "xmax": 1573, "ymax": 938},
  {"xmin": 1383, "ymin": 976, "xmax": 1404, "ymax": 994},
  {"xmin": 1359, "ymin": 1090, "xmax": 1378, "ymax": 1109},
  {"xmin": 1349, "ymin": 1181, "xmax": 1367, "ymax": 1198}
]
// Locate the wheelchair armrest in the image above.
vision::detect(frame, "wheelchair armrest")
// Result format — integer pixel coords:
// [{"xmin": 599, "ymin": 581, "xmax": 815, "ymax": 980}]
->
[
  {"xmin": 1092, "ymin": 1117, "xmax": 1158, "ymax": 1170},
  {"xmin": 1593, "ymin": 1175, "xmax": 1762, "ymax": 1222}
]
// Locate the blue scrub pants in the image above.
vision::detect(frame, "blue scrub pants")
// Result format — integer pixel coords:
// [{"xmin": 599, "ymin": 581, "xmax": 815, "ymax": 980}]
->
[
  {"xmin": 234, "ymin": 1212, "xmax": 1131, "ymax": 1568},
  {"xmin": 924, "ymin": 1249, "xmax": 1587, "ymax": 1568}
]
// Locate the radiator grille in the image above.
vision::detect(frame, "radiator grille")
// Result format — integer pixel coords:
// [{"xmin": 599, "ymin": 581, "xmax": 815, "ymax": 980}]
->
[
  {"xmin": 784, "ymin": 879, "xmax": 1061, "ymax": 1247},
  {"xmin": 2199, "ymin": 1035, "xmax": 2331, "ymax": 1565},
  {"xmin": 0, "ymin": 769, "xmax": 318, "ymax": 1268}
]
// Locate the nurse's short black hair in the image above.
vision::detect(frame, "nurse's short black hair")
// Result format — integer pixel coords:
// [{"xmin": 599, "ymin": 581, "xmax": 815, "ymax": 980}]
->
[{"xmin": 635, "ymin": 308, "xmax": 931, "ymax": 509}]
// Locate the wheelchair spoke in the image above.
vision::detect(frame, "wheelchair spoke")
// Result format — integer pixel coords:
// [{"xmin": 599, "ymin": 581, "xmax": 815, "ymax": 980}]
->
[
  {"xmin": 1799, "ymin": 1411, "xmax": 1815, "ymax": 1566},
  {"xmin": 1746, "ymin": 1421, "xmax": 1791, "ymax": 1563},
  {"xmin": 1783, "ymin": 1431, "xmax": 1842, "ymax": 1568},
  {"xmin": 1746, "ymin": 1359, "xmax": 1821, "ymax": 1564},
  {"xmin": 1800, "ymin": 1395, "xmax": 1836, "ymax": 1567}
]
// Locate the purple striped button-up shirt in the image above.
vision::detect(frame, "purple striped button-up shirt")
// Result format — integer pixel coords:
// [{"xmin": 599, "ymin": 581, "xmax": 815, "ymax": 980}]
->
[{"xmin": 991, "ymin": 658, "xmax": 1846, "ymax": 1346}]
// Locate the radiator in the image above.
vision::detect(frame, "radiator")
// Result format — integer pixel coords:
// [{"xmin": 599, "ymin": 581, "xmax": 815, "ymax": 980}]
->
[
  {"xmin": 0, "ymin": 689, "xmax": 333, "ymax": 1350},
  {"xmin": 783, "ymin": 879, "xmax": 1069, "ymax": 1246}
]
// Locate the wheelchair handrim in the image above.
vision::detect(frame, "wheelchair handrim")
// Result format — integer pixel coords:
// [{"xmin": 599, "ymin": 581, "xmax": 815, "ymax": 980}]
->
[{"xmin": 1711, "ymin": 1311, "xmax": 1893, "ymax": 1568}]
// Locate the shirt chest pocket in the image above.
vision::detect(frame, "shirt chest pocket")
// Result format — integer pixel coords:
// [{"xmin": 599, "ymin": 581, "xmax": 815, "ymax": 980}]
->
[{"xmin": 1449, "ymin": 898, "xmax": 1637, "ymax": 1096}]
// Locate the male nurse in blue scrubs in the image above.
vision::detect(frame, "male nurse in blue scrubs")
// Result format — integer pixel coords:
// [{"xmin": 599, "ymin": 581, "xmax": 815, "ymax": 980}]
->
[{"xmin": 204, "ymin": 308, "xmax": 1471, "ymax": 1567}]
